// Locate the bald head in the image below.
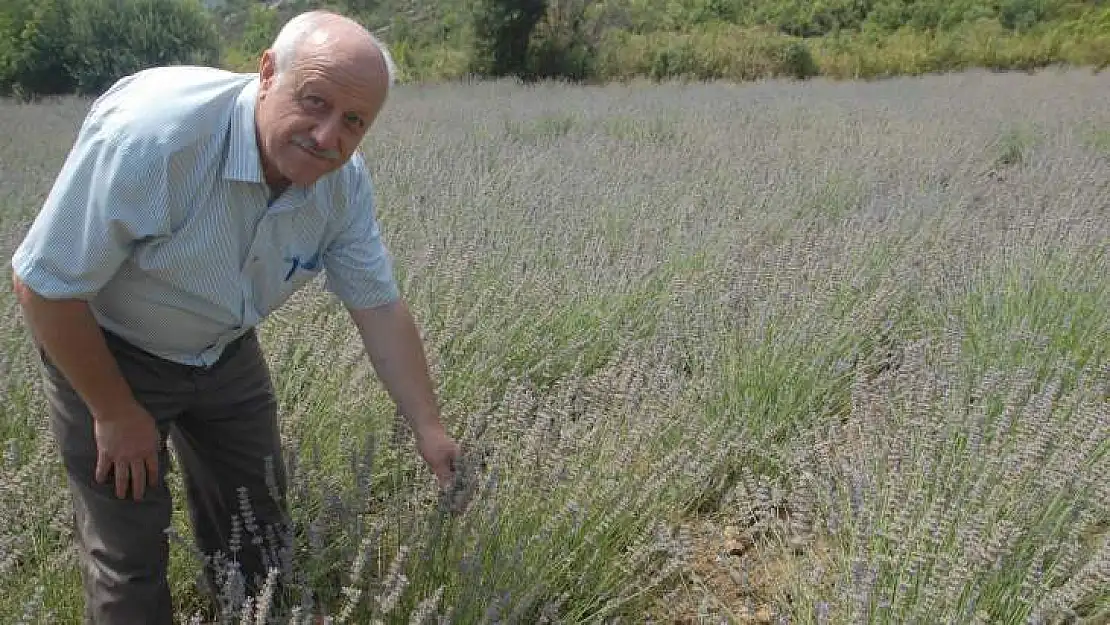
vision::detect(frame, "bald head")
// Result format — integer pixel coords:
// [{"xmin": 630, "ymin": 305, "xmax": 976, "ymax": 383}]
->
[{"xmin": 270, "ymin": 11, "xmax": 396, "ymax": 88}]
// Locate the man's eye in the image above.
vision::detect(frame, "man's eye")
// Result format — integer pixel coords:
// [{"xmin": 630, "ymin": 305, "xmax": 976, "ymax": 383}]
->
[
  {"xmin": 345, "ymin": 113, "xmax": 364, "ymax": 127},
  {"xmin": 303, "ymin": 95, "xmax": 326, "ymax": 108}
]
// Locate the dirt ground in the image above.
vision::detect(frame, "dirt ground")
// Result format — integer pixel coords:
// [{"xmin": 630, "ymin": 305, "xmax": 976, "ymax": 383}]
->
[{"xmin": 645, "ymin": 516, "xmax": 807, "ymax": 624}]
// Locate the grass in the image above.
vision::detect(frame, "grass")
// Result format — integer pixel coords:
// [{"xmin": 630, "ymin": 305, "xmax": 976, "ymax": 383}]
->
[{"xmin": 1, "ymin": 67, "xmax": 1108, "ymax": 623}]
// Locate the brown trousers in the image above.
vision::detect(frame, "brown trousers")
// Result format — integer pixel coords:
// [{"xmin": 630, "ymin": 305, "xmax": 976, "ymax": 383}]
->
[{"xmin": 39, "ymin": 328, "xmax": 292, "ymax": 625}]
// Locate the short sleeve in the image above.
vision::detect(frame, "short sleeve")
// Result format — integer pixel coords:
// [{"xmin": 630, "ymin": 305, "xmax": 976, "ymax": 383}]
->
[
  {"xmin": 322, "ymin": 164, "xmax": 401, "ymax": 309},
  {"xmin": 10, "ymin": 113, "xmax": 169, "ymax": 301}
]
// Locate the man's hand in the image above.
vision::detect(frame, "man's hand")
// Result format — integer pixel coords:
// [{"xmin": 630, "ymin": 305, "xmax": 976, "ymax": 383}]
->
[
  {"xmin": 415, "ymin": 424, "xmax": 461, "ymax": 490},
  {"xmin": 13, "ymin": 274, "xmax": 155, "ymax": 500},
  {"xmin": 93, "ymin": 402, "xmax": 161, "ymax": 501}
]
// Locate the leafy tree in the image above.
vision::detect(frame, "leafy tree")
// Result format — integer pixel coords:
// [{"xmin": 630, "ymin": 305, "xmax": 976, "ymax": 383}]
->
[
  {"xmin": 0, "ymin": 0, "xmax": 220, "ymax": 98},
  {"xmin": 469, "ymin": 0, "xmax": 548, "ymax": 76},
  {"xmin": 2, "ymin": 0, "xmax": 75, "ymax": 96}
]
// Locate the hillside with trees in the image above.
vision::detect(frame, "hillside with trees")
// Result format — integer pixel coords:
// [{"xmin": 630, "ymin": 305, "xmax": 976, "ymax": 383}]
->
[{"xmin": 2, "ymin": 0, "xmax": 1110, "ymax": 96}]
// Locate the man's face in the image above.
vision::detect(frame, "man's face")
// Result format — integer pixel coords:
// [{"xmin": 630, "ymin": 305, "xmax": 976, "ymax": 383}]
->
[{"xmin": 255, "ymin": 46, "xmax": 387, "ymax": 188}]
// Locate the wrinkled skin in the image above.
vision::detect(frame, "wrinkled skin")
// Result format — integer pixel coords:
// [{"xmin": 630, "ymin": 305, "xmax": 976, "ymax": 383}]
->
[{"xmin": 254, "ymin": 15, "xmax": 390, "ymax": 193}]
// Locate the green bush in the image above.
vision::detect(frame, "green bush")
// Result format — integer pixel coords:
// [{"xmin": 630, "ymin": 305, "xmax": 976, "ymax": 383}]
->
[
  {"xmin": 525, "ymin": 0, "xmax": 605, "ymax": 81},
  {"xmin": 750, "ymin": 0, "xmax": 875, "ymax": 37},
  {"xmin": 469, "ymin": 0, "xmax": 548, "ymax": 77},
  {"xmin": 0, "ymin": 0, "xmax": 220, "ymax": 99},
  {"xmin": 189, "ymin": 0, "xmax": 1110, "ymax": 83},
  {"xmin": 1054, "ymin": 6, "xmax": 1110, "ymax": 69},
  {"xmin": 865, "ymin": 0, "xmax": 999, "ymax": 32},
  {"xmin": 1, "ymin": 0, "xmax": 73, "ymax": 97},
  {"xmin": 595, "ymin": 23, "xmax": 819, "ymax": 82},
  {"xmin": 807, "ymin": 8, "xmax": 1110, "ymax": 80}
]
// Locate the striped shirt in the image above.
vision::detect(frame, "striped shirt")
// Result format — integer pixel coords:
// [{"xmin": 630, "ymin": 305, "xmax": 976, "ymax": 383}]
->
[{"xmin": 11, "ymin": 65, "xmax": 400, "ymax": 367}]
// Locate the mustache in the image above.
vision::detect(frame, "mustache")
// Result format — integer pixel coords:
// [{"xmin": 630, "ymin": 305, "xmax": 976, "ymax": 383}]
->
[{"xmin": 292, "ymin": 135, "xmax": 340, "ymax": 161}]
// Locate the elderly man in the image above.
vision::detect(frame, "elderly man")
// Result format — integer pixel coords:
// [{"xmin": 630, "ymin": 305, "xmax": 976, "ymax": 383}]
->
[{"xmin": 9, "ymin": 10, "xmax": 459, "ymax": 624}]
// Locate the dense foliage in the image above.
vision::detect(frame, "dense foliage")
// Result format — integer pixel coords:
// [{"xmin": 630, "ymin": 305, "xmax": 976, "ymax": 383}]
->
[
  {"xmin": 469, "ymin": 0, "xmax": 548, "ymax": 77},
  {"xmin": 2, "ymin": 0, "xmax": 1110, "ymax": 94},
  {"xmin": 0, "ymin": 0, "xmax": 220, "ymax": 98},
  {"xmin": 225, "ymin": 0, "xmax": 1110, "ymax": 82}
]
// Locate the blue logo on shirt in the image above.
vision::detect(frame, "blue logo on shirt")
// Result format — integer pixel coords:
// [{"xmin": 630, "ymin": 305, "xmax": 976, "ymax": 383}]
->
[{"xmin": 284, "ymin": 251, "xmax": 321, "ymax": 281}]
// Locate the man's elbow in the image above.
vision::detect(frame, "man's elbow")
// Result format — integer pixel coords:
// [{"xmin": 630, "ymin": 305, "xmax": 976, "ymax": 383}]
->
[
  {"xmin": 11, "ymin": 270, "xmax": 31, "ymax": 304},
  {"xmin": 10, "ymin": 272, "xmax": 59, "ymax": 311}
]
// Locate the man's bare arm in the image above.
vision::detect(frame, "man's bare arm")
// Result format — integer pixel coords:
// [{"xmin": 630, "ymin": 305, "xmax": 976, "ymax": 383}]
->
[
  {"xmin": 12, "ymin": 271, "xmax": 136, "ymax": 418},
  {"xmin": 348, "ymin": 298, "xmax": 459, "ymax": 486},
  {"xmin": 348, "ymin": 298, "xmax": 444, "ymax": 433}
]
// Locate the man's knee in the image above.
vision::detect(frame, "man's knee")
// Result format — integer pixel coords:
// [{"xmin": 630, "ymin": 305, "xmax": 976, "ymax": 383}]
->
[
  {"xmin": 79, "ymin": 545, "xmax": 173, "ymax": 625},
  {"xmin": 67, "ymin": 469, "xmax": 175, "ymax": 625}
]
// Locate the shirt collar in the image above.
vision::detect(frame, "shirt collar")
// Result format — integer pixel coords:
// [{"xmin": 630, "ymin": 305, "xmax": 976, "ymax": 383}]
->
[
  {"xmin": 224, "ymin": 76, "xmax": 265, "ymax": 184},
  {"xmin": 223, "ymin": 76, "xmax": 316, "ymax": 208}
]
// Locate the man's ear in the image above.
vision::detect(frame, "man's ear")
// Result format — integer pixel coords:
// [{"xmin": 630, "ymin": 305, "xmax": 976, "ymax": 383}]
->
[{"xmin": 258, "ymin": 50, "xmax": 277, "ymax": 93}]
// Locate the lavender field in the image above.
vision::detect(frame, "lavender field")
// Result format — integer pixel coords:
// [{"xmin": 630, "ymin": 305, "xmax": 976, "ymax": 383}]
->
[{"xmin": 1, "ymin": 69, "xmax": 1108, "ymax": 624}]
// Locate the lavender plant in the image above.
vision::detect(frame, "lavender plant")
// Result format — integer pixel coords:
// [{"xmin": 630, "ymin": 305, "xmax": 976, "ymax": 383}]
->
[{"xmin": 1, "ymin": 68, "xmax": 1107, "ymax": 623}]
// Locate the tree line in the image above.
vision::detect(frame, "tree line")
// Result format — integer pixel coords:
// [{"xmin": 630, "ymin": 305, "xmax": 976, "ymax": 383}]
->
[{"xmin": 3, "ymin": 0, "xmax": 1110, "ymax": 98}]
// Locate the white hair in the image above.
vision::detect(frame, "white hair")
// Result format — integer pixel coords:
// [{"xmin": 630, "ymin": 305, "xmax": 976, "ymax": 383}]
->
[{"xmin": 271, "ymin": 11, "xmax": 397, "ymax": 86}]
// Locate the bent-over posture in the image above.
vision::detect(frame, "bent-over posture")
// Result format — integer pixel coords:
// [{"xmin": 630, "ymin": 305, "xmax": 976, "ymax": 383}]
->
[{"xmin": 9, "ymin": 10, "xmax": 459, "ymax": 624}]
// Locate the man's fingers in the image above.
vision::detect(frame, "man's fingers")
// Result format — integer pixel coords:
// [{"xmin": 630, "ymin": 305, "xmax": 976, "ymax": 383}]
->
[
  {"xmin": 432, "ymin": 459, "xmax": 449, "ymax": 488},
  {"xmin": 95, "ymin": 453, "xmax": 109, "ymax": 484},
  {"xmin": 114, "ymin": 461, "xmax": 129, "ymax": 499},
  {"xmin": 442, "ymin": 446, "xmax": 461, "ymax": 485},
  {"xmin": 131, "ymin": 460, "xmax": 147, "ymax": 501},
  {"xmin": 146, "ymin": 454, "xmax": 159, "ymax": 487}
]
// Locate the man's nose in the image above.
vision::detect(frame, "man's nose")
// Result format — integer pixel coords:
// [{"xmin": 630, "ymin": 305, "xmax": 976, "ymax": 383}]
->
[{"xmin": 311, "ymin": 113, "xmax": 343, "ymax": 151}]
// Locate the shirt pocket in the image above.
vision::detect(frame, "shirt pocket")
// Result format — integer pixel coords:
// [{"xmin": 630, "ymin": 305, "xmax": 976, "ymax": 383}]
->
[
  {"xmin": 250, "ymin": 234, "xmax": 326, "ymax": 319},
  {"xmin": 281, "ymin": 249, "xmax": 324, "ymax": 288},
  {"xmin": 251, "ymin": 204, "xmax": 330, "ymax": 318},
  {"xmin": 259, "ymin": 247, "xmax": 323, "ymax": 315}
]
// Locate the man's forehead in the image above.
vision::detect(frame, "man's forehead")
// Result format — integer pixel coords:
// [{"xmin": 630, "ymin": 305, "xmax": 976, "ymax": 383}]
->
[{"xmin": 292, "ymin": 41, "xmax": 384, "ymax": 82}]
